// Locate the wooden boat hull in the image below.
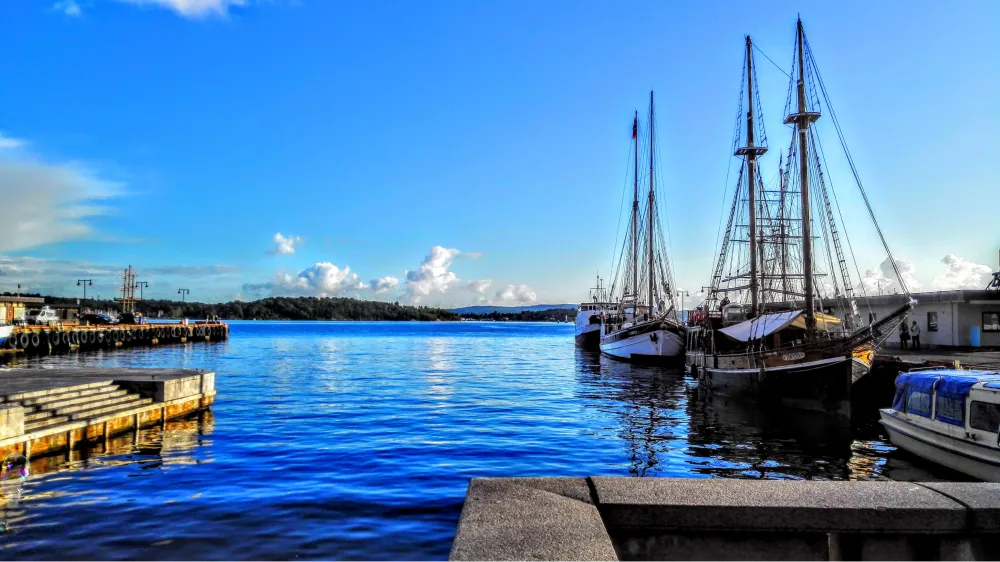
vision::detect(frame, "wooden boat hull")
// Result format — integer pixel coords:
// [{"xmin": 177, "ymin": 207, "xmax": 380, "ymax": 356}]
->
[
  {"xmin": 696, "ymin": 355, "xmax": 856, "ymax": 417},
  {"xmin": 880, "ymin": 410, "xmax": 1000, "ymax": 481}
]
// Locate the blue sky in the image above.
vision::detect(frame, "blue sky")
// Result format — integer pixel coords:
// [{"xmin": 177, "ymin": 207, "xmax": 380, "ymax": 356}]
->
[{"xmin": 1, "ymin": 0, "xmax": 997, "ymax": 306}]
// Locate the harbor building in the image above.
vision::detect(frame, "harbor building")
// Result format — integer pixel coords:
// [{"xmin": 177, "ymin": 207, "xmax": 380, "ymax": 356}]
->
[
  {"xmin": 0, "ymin": 295, "xmax": 45, "ymax": 324},
  {"xmin": 826, "ymin": 290, "xmax": 1000, "ymax": 349}
]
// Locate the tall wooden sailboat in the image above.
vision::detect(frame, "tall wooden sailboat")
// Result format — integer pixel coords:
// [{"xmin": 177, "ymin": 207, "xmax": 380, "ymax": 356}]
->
[
  {"xmin": 600, "ymin": 92, "xmax": 685, "ymax": 364},
  {"xmin": 686, "ymin": 20, "xmax": 914, "ymax": 415}
]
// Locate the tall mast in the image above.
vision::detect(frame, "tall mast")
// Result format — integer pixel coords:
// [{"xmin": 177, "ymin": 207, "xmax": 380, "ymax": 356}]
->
[
  {"xmin": 778, "ymin": 154, "xmax": 788, "ymax": 298},
  {"xmin": 632, "ymin": 112, "xmax": 639, "ymax": 301},
  {"xmin": 647, "ymin": 91, "xmax": 655, "ymax": 311},
  {"xmin": 784, "ymin": 18, "xmax": 820, "ymax": 335},
  {"xmin": 735, "ymin": 36, "xmax": 767, "ymax": 316}
]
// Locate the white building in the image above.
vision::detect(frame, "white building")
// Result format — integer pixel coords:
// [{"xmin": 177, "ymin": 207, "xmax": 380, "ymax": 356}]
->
[{"xmin": 826, "ymin": 290, "xmax": 1000, "ymax": 349}]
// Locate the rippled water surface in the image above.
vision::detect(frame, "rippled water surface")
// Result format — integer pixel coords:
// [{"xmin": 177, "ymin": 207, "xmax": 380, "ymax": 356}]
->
[{"xmin": 0, "ymin": 321, "xmax": 965, "ymax": 559}]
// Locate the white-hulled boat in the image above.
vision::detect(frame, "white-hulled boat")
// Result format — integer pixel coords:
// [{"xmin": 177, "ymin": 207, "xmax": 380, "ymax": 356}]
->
[
  {"xmin": 599, "ymin": 93, "xmax": 685, "ymax": 365},
  {"xmin": 0, "ymin": 325, "xmax": 12, "ymax": 348},
  {"xmin": 880, "ymin": 370, "xmax": 1000, "ymax": 481},
  {"xmin": 574, "ymin": 275, "xmax": 614, "ymax": 350}
]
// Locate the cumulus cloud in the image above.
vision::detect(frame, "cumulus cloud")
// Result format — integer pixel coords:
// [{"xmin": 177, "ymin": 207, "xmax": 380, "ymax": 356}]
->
[
  {"xmin": 269, "ymin": 232, "xmax": 302, "ymax": 255},
  {"xmin": 860, "ymin": 255, "xmax": 920, "ymax": 295},
  {"xmin": 273, "ymin": 262, "xmax": 368, "ymax": 297},
  {"xmin": 0, "ymin": 133, "xmax": 25, "ymax": 149},
  {"xmin": 370, "ymin": 276, "xmax": 400, "ymax": 294},
  {"xmin": 52, "ymin": 0, "xmax": 82, "ymax": 16},
  {"xmin": 932, "ymin": 254, "xmax": 993, "ymax": 290},
  {"xmin": 467, "ymin": 279, "xmax": 492, "ymax": 294},
  {"xmin": 0, "ymin": 159, "xmax": 122, "ymax": 252},
  {"xmin": 494, "ymin": 284, "xmax": 537, "ymax": 305},
  {"xmin": 116, "ymin": 0, "xmax": 247, "ymax": 18},
  {"xmin": 404, "ymin": 246, "xmax": 461, "ymax": 303}
]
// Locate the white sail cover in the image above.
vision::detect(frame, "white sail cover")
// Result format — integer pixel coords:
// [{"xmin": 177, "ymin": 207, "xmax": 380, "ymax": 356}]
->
[{"xmin": 718, "ymin": 311, "xmax": 802, "ymax": 342}]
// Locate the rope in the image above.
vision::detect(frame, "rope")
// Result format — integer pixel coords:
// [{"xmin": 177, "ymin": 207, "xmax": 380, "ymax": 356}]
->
[
  {"xmin": 804, "ymin": 33, "xmax": 909, "ymax": 295},
  {"xmin": 752, "ymin": 44, "xmax": 792, "ymax": 79}
]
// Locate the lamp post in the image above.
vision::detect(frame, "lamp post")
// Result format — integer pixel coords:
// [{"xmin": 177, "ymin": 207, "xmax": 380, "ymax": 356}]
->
[
  {"xmin": 77, "ymin": 279, "xmax": 93, "ymax": 301},
  {"xmin": 676, "ymin": 290, "xmax": 690, "ymax": 322},
  {"xmin": 178, "ymin": 288, "xmax": 190, "ymax": 302},
  {"xmin": 135, "ymin": 281, "xmax": 149, "ymax": 299}
]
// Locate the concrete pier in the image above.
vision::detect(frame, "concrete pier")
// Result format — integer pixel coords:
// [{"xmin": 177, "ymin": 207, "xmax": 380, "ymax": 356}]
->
[
  {"xmin": 450, "ymin": 477, "xmax": 1000, "ymax": 561},
  {"xmin": 0, "ymin": 368, "xmax": 215, "ymax": 459},
  {"xmin": 3, "ymin": 322, "xmax": 229, "ymax": 357}
]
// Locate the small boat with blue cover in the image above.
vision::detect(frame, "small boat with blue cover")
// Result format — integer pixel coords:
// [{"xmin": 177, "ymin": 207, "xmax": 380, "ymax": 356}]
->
[{"xmin": 880, "ymin": 370, "xmax": 1000, "ymax": 481}]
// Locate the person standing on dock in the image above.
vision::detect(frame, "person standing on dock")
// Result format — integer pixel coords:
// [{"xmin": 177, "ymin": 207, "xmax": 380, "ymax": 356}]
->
[
  {"xmin": 899, "ymin": 321, "xmax": 910, "ymax": 350},
  {"xmin": 911, "ymin": 320, "xmax": 921, "ymax": 350}
]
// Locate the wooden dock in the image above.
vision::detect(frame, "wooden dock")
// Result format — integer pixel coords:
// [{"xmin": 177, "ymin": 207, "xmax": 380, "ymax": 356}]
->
[
  {"xmin": 3, "ymin": 322, "xmax": 229, "ymax": 356},
  {"xmin": 0, "ymin": 368, "xmax": 215, "ymax": 460}
]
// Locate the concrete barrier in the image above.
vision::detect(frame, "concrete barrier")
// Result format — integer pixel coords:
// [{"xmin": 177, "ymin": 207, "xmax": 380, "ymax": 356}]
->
[
  {"xmin": 450, "ymin": 478, "xmax": 1000, "ymax": 561},
  {"xmin": 0, "ymin": 404, "xmax": 24, "ymax": 440}
]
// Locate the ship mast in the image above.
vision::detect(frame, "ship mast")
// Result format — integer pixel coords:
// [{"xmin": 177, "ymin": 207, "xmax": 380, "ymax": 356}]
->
[
  {"xmin": 784, "ymin": 18, "xmax": 821, "ymax": 335},
  {"xmin": 647, "ymin": 91, "xmax": 655, "ymax": 311},
  {"xmin": 735, "ymin": 36, "xmax": 767, "ymax": 316},
  {"xmin": 632, "ymin": 112, "xmax": 639, "ymax": 302}
]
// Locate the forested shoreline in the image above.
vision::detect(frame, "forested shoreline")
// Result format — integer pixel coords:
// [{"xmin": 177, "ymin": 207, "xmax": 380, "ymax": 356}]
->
[{"xmin": 4, "ymin": 293, "xmax": 576, "ymax": 322}]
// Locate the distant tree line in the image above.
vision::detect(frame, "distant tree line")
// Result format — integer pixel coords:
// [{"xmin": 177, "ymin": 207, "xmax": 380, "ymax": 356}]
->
[
  {"xmin": 40, "ymin": 295, "xmax": 461, "ymax": 321},
  {"xmin": 457, "ymin": 308, "xmax": 576, "ymax": 322}
]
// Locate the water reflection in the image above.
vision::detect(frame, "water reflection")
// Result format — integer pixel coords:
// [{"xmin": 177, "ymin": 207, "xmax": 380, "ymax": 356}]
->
[
  {"xmin": 0, "ymin": 411, "xmax": 213, "ymax": 537},
  {"xmin": 575, "ymin": 347, "xmax": 908, "ymax": 480},
  {"xmin": 575, "ymin": 349, "xmax": 688, "ymax": 476}
]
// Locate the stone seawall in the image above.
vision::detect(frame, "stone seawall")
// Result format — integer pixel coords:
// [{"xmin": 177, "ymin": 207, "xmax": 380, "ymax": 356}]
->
[{"xmin": 450, "ymin": 477, "xmax": 1000, "ymax": 561}]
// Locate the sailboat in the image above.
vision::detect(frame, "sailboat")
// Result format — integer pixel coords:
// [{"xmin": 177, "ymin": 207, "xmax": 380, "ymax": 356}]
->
[
  {"xmin": 686, "ymin": 19, "xmax": 914, "ymax": 416},
  {"xmin": 600, "ymin": 92, "xmax": 685, "ymax": 364}
]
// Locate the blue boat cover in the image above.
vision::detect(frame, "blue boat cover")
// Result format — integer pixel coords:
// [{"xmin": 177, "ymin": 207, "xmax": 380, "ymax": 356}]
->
[{"xmin": 893, "ymin": 370, "xmax": 1000, "ymax": 425}]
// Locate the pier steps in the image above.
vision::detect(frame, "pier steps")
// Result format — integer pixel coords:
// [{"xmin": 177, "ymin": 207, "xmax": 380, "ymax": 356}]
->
[
  {"xmin": 7, "ymin": 382, "xmax": 154, "ymax": 431},
  {"xmin": 0, "ymin": 368, "xmax": 215, "ymax": 460}
]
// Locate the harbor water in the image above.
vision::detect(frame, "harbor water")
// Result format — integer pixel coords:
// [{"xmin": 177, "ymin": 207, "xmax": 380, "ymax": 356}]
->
[{"xmin": 0, "ymin": 321, "xmax": 967, "ymax": 559}]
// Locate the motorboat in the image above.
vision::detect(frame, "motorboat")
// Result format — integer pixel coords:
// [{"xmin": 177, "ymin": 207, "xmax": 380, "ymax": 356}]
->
[{"xmin": 880, "ymin": 370, "xmax": 1000, "ymax": 481}]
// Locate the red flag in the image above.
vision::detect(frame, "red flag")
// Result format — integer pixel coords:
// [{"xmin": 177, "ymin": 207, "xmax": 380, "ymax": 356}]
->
[{"xmin": 632, "ymin": 117, "xmax": 637, "ymax": 139}]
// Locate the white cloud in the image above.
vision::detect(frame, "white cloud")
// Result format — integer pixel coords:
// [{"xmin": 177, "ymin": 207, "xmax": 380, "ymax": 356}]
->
[
  {"xmin": 932, "ymin": 254, "xmax": 993, "ymax": 290},
  {"xmin": 0, "ymin": 133, "xmax": 26, "ymax": 149},
  {"xmin": 463, "ymin": 252, "xmax": 483, "ymax": 260},
  {"xmin": 370, "ymin": 276, "xmax": 400, "ymax": 294},
  {"xmin": 269, "ymin": 232, "xmax": 302, "ymax": 255},
  {"xmin": 273, "ymin": 262, "xmax": 368, "ymax": 297},
  {"xmin": 404, "ymin": 246, "xmax": 461, "ymax": 303},
  {"xmin": 0, "ymin": 158, "xmax": 122, "ymax": 252},
  {"xmin": 117, "ymin": 0, "xmax": 248, "ymax": 18},
  {"xmin": 860, "ymin": 255, "xmax": 921, "ymax": 295},
  {"xmin": 467, "ymin": 279, "xmax": 492, "ymax": 294},
  {"xmin": 52, "ymin": 1, "xmax": 82, "ymax": 16},
  {"xmin": 494, "ymin": 284, "xmax": 537, "ymax": 305}
]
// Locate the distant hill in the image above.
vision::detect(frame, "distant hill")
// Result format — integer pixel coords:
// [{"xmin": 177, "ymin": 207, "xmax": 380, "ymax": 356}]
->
[{"xmin": 450, "ymin": 304, "xmax": 578, "ymax": 314}]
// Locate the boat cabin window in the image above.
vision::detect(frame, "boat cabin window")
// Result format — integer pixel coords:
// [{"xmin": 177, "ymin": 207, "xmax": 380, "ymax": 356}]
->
[
  {"xmin": 721, "ymin": 304, "xmax": 746, "ymax": 324},
  {"xmin": 905, "ymin": 390, "xmax": 932, "ymax": 418},
  {"xmin": 934, "ymin": 393, "xmax": 965, "ymax": 426},
  {"xmin": 970, "ymin": 401, "xmax": 1000, "ymax": 432}
]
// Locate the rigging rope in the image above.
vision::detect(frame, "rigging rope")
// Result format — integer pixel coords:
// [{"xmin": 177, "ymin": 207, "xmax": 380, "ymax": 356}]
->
[
  {"xmin": 804, "ymin": 33, "xmax": 910, "ymax": 295},
  {"xmin": 752, "ymin": 44, "xmax": 792, "ymax": 79},
  {"xmin": 608, "ymin": 133, "xmax": 637, "ymax": 298}
]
